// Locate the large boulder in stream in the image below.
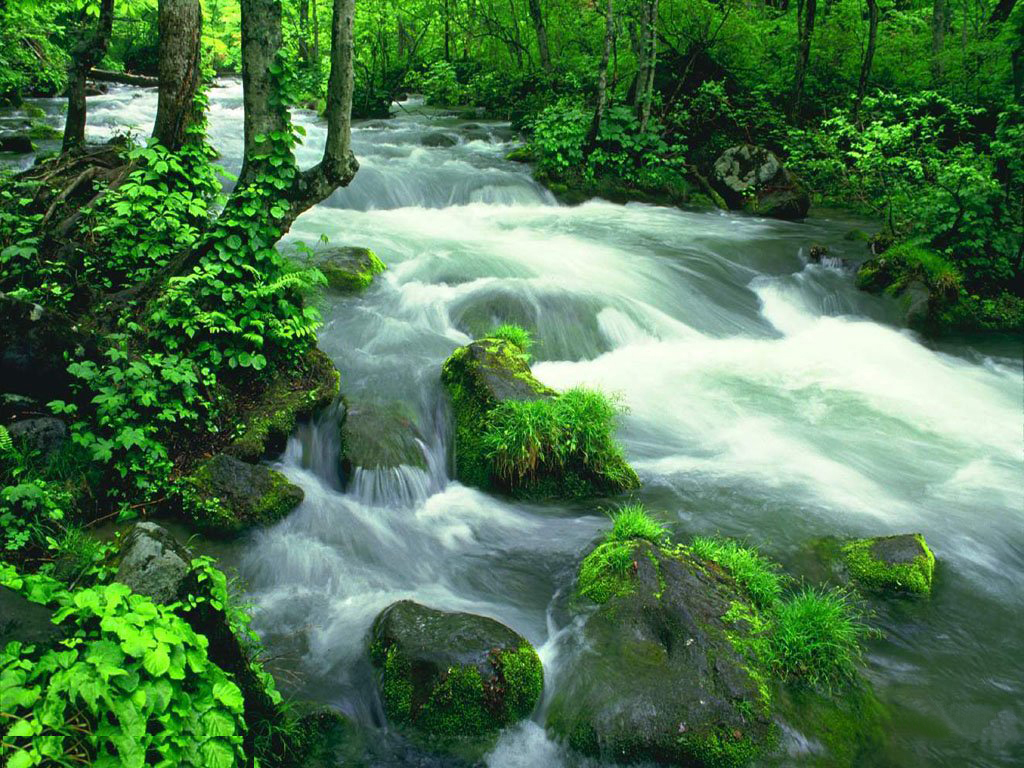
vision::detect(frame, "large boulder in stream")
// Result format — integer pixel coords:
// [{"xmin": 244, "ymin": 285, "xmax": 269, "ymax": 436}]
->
[
  {"xmin": 182, "ymin": 453, "xmax": 304, "ymax": 536},
  {"xmin": 711, "ymin": 145, "xmax": 810, "ymax": 220},
  {"xmin": 547, "ymin": 536, "xmax": 776, "ymax": 767},
  {"xmin": 316, "ymin": 246, "xmax": 387, "ymax": 293},
  {"xmin": 369, "ymin": 600, "xmax": 543, "ymax": 752},
  {"xmin": 440, "ymin": 334, "xmax": 639, "ymax": 499},
  {"xmin": 339, "ymin": 399, "xmax": 427, "ymax": 479}
]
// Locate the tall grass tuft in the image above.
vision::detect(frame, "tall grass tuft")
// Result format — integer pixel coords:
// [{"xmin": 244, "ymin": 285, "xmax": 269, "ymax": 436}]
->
[
  {"xmin": 490, "ymin": 323, "xmax": 533, "ymax": 359},
  {"xmin": 691, "ymin": 536, "xmax": 785, "ymax": 608},
  {"xmin": 608, "ymin": 503, "xmax": 667, "ymax": 543}
]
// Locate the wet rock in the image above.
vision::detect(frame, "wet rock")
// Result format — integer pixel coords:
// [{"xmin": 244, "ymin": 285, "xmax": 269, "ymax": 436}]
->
[
  {"xmin": 6, "ymin": 417, "xmax": 67, "ymax": 457},
  {"xmin": 182, "ymin": 453, "xmax": 304, "ymax": 536},
  {"xmin": 421, "ymin": 132, "xmax": 458, "ymax": 148},
  {"xmin": 0, "ymin": 134, "xmax": 34, "ymax": 153},
  {"xmin": 441, "ymin": 335, "xmax": 639, "ymax": 499},
  {"xmin": 369, "ymin": 600, "xmax": 543, "ymax": 751},
  {"xmin": 461, "ymin": 128, "xmax": 491, "ymax": 143},
  {"xmin": 227, "ymin": 348, "xmax": 339, "ymax": 461},
  {"xmin": 711, "ymin": 144, "xmax": 810, "ymax": 220},
  {"xmin": 339, "ymin": 400, "xmax": 427, "ymax": 479},
  {"xmin": 0, "ymin": 293, "xmax": 89, "ymax": 402},
  {"xmin": 505, "ymin": 146, "xmax": 534, "ymax": 163},
  {"xmin": 546, "ymin": 538, "xmax": 775, "ymax": 767},
  {"xmin": 0, "ymin": 393, "xmax": 41, "ymax": 421},
  {"xmin": 316, "ymin": 246, "xmax": 387, "ymax": 293},
  {"xmin": 0, "ymin": 586, "xmax": 61, "ymax": 648},
  {"xmin": 115, "ymin": 522, "xmax": 192, "ymax": 604},
  {"xmin": 808, "ymin": 244, "xmax": 829, "ymax": 263},
  {"xmin": 842, "ymin": 533, "xmax": 936, "ymax": 595}
]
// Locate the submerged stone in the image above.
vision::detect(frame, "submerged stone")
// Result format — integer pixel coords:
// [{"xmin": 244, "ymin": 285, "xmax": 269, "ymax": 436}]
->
[
  {"xmin": 369, "ymin": 600, "xmax": 543, "ymax": 752},
  {"xmin": 182, "ymin": 454, "xmax": 304, "ymax": 536},
  {"xmin": 316, "ymin": 246, "xmax": 387, "ymax": 293},
  {"xmin": 339, "ymin": 399, "xmax": 427, "ymax": 479},
  {"xmin": 421, "ymin": 132, "xmax": 458, "ymax": 148},
  {"xmin": 547, "ymin": 539, "xmax": 775, "ymax": 766},
  {"xmin": 440, "ymin": 336, "xmax": 639, "ymax": 499},
  {"xmin": 842, "ymin": 533, "xmax": 936, "ymax": 595}
]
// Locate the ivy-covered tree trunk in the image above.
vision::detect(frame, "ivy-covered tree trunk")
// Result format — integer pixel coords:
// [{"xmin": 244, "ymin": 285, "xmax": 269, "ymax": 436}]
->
[
  {"xmin": 526, "ymin": 0, "xmax": 552, "ymax": 70},
  {"xmin": 62, "ymin": 0, "xmax": 116, "ymax": 153},
  {"xmin": 153, "ymin": 0, "xmax": 203, "ymax": 151},
  {"xmin": 584, "ymin": 0, "xmax": 615, "ymax": 158},
  {"xmin": 855, "ymin": 0, "xmax": 878, "ymax": 113},
  {"xmin": 792, "ymin": 0, "xmax": 816, "ymax": 115}
]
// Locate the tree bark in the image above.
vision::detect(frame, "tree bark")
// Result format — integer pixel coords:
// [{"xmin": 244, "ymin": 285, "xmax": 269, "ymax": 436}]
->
[
  {"xmin": 638, "ymin": 0, "xmax": 659, "ymax": 132},
  {"xmin": 63, "ymin": 0, "xmax": 116, "ymax": 153},
  {"xmin": 584, "ymin": 0, "xmax": 615, "ymax": 158},
  {"xmin": 854, "ymin": 0, "xmax": 878, "ymax": 114},
  {"xmin": 526, "ymin": 0, "xmax": 552, "ymax": 70},
  {"xmin": 153, "ymin": 0, "xmax": 203, "ymax": 151},
  {"xmin": 931, "ymin": 0, "xmax": 946, "ymax": 83},
  {"xmin": 792, "ymin": 0, "xmax": 816, "ymax": 116}
]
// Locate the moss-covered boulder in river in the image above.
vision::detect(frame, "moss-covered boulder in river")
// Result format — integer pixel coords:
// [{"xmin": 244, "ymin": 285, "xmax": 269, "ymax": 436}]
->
[
  {"xmin": 339, "ymin": 399, "xmax": 427, "ymax": 479},
  {"xmin": 182, "ymin": 453, "xmax": 304, "ymax": 536},
  {"xmin": 546, "ymin": 512, "xmax": 776, "ymax": 766},
  {"xmin": 842, "ymin": 533, "xmax": 936, "ymax": 596},
  {"xmin": 316, "ymin": 246, "xmax": 387, "ymax": 293},
  {"xmin": 369, "ymin": 600, "xmax": 543, "ymax": 753},
  {"xmin": 440, "ymin": 329, "xmax": 639, "ymax": 499}
]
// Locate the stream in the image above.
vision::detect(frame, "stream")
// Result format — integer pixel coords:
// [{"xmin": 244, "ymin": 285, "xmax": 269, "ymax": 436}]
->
[{"xmin": 4, "ymin": 81, "xmax": 1023, "ymax": 767}]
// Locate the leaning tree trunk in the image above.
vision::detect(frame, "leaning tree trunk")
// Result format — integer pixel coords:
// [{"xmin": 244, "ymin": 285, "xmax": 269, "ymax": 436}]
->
[
  {"xmin": 63, "ymin": 0, "xmax": 116, "ymax": 153},
  {"xmin": 153, "ymin": 0, "xmax": 203, "ymax": 150},
  {"xmin": 526, "ymin": 0, "xmax": 552, "ymax": 70},
  {"xmin": 584, "ymin": 0, "xmax": 615, "ymax": 158},
  {"xmin": 792, "ymin": 0, "xmax": 817, "ymax": 116},
  {"xmin": 854, "ymin": 0, "xmax": 878, "ymax": 115}
]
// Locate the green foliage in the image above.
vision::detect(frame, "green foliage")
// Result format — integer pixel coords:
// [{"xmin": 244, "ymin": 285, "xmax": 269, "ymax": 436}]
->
[
  {"xmin": 488, "ymin": 324, "xmax": 532, "ymax": 359},
  {"xmin": 607, "ymin": 503, "xmax": 667, "ymax": 544},
  {"xmin": 0, "ymin": 565, "xmax": 247, "ymax": 768},
  {"xmin": 482, "ymin": 387, "xmax": 631, "ymax": 489},
  {"xmin": 761, "ymin": 587, "xmax": 872, "ymax": 691},
  {"xmin": 0, "ymin": 425, "xmax": 11, "ymax": 453},
  {"xmin": 0, "ymin": 479, "xmax": 70, "ymax": 555},
  {"xmin": 691, "ymin": 536, "xmax": 785, "ymax": 609},
  {"xmin": 407, "ymin": 60, "xmax": 464, "ymax": 106},
  {"xmin": 577, "ymin": 539, "xmax": 637, "ymax": 604}
]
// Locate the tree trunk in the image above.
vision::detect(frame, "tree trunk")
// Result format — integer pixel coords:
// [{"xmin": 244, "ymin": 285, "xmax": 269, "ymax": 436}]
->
[
  {"xmin": 153, "ymin": 0, "xmax": 203, "ymax": 151},
  {"xmin": 584, "ymin": 0, "xmax": 615, "ymax": 158},
  {"xmin": 298, "ymin": 0, "xmax": 312, "ymax": 66},
  {"xmin": 931, "ymin": 0, "xmax": 946, "ymax": 82},
  {"xmin": 526, "ymin": 0, "xmax": 552, "ymax": 70},
  {"xmin": 63, "ymin": 0, "xmax": 116, "ymax": 153},
  {"xmin": 638, "ymin": 0, "xmax": 659, "ymax": 132},
  {"xmin": 792, "ymin": 0, "xmax": 816, "ymax": 116},
  {"xmin": 988, "ymin": 0, "xmax": 1016, "ymax": 24},
  {"xmin": 312, "ymin": 0, "xmax": 321, "ymax": 61},
  {"xmin": 91, "ymin": 69, "xmax": 159, "ymax": 87},
  {"xmin": 854, "ymin": 0, "xmax": 878, "ymax": 114}
]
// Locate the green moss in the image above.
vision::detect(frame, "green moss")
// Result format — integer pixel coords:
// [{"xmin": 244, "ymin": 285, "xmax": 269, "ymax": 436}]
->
[
  {"xmin": 842, "ymin": 534, "xmax": 935, "ymax": 595},
  {"xmin": 678, "ymin": 723, "xmax": 772, "ymax": 768},
  {"xmin": 489, "ymin": 323, "xmax": 532, "ymax": 359},
  {"xmin": 498, "ymin": 644, "xmax": 544, "ymax": 720},
  {"xmin": 228, "ymin": 348, "xmax": 339, "ymax": 461},
  {"xmin": 320, "ymin": 247, "xmax": 387, "ymax": 292},
  {"xmin": 577, "ymin": 539, "xmax": 638, "ymax": 604},
  {"xmin": 374, "ymin": 643, "xmax": 414, "ymax": 724},
  {"xmin": 26, "ymin": 121, "xmax": 61, "ymax": 140},
  {"xmin": 418, "ymin": 664, "xmax": 492, "ymax": 738},
  {"xmin": 182, "ymin": 456, "xmax": 304, "ymax": 535},
  {"xmin": 505, "ymin": 146, "xmax": 535, "ymax": 163}
]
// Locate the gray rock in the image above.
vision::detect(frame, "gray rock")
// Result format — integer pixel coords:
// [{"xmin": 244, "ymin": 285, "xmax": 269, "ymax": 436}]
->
[
  {"xmin": 115, "ymin": 522, "xmax": 193, "ymax": 604},
  {"xmin": 711, "ymin": 144, "xmax": 810, "ymax": 219},
  {"xmin": 0, "ymin": 586, "xmax": 61, "ymax": 648},
  {"xmin": 421, "ymin": 132, "xmax": 458, "ymax": 148},
  {"xmin": 7, "ymin": 417, "xmax": 67, "ymax": 456}
]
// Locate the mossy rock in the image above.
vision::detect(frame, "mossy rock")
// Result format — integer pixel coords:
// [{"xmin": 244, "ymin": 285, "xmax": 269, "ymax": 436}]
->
[
  {"xmin": 841, "ymin": 534, "xmax": 936, "ymax": 596},
  {"xmin": 369, "ymin": 600, "xmax": 543, "ymax": 754},
  {"xmin": 227, "ymin": 348, "xmax": 339, "ymax": 462},
  {"xmin": 773, "ymin": 681, "xmax": 889, "ymax": 767},
  {"xmin": 547, "ymin": 538, "xmax": 776, "ymax": 767},
  {"xmin": 26, "ymin": 122, "xmax": 62, "ymax": 140},
  {"xmin": 182, "ymin": 454, "xmax": 304, "ymax": 536},
  {"xmin": 339, "ymin": 399, "xmax": 427, "ymax": 479},
  {"xmin": 315, "ymin": 246, "xmax": 387, "ymax": 293},
  {"xmin": 440, "ymin": 336, "xmax": 639, "ymax": 500},
  {"xmin": 505, "ymin": 146, "xmax": 535, "ymax": 163}
]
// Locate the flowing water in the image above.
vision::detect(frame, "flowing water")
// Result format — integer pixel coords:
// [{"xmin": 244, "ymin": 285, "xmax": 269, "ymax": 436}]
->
[{"xmin": 5, "ymin": 81, "xmax": 1023, "ymax": 767}]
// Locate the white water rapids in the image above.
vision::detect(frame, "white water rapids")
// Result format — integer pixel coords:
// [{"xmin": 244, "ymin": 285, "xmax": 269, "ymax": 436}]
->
[{"xmin": 8, "ymin": 80, "xmax": 1021, "ymax": 767}]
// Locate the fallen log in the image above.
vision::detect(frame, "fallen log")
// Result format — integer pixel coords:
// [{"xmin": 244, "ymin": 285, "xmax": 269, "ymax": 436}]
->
[{"xmin": 89, "ymin": 68, "xmax": 158, "ymax": 87}]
